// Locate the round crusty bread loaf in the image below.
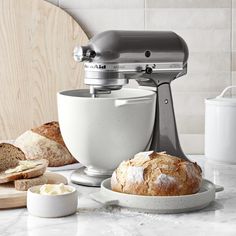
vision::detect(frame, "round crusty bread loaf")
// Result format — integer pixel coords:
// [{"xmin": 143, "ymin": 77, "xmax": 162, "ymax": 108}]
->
[
  {"xmin": 111, "ymin": 151, "xmax": 202, "ymax": 196},
  {"xmin": 0, "ymin": 143, "xmax": 26, "ymax": 172},
  {"xmin": 14, "ymin": 121, "xmax": 77, "ymax": 167}
]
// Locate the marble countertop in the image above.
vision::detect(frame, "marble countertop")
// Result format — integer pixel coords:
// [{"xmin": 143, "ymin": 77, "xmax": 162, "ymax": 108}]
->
[{"xmin": 1, "ymin": 155, "xmax": 236, "ymax": 236}]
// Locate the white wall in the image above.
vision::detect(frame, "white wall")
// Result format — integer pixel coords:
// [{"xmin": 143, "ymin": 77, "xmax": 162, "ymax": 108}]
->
[{"xmin": 47, "ymin": 0, "xmax": 236, "ymax": 154}]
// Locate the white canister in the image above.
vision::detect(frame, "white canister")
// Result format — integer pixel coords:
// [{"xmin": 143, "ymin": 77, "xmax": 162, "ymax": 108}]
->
[{"xmin": 205, "ymin": 86, "xmax": 236, "ymax": 164}]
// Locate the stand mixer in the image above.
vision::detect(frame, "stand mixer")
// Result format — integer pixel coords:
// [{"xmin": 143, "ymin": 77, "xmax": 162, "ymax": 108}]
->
[{"xmin": 58, "ymin": 30, "xmax": 189, "ymax": 186}]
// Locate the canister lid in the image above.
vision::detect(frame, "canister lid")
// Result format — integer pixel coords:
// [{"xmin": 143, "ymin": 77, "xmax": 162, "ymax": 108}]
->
[{"xmin": 205, "ymin": 86, "xmax": 236, "ymax": 106}]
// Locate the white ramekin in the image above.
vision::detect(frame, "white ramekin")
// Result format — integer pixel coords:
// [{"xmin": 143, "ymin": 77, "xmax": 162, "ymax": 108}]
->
[{"xmin": 27, "ymin": 185, "xmax": 78, "ymax": 218}]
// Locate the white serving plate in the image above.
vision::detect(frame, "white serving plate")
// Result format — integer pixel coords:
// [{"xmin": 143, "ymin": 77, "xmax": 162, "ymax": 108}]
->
[{"xmin": 90, "ymin": 178, "xmax": 223, "ymax": 214}]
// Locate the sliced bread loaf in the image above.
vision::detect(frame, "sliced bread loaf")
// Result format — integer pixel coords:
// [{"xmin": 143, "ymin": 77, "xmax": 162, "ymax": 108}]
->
[
  {"xmin": 0, "ymin": 159, "xmax": 48, "ymax": 184},
  {"xmin": 14, "ymin": 121, "xmax": 77, "ymax": 167},
  {"xmin": 14, "ymin": 174, "xmax": 48, "ymax": 191},
  {"xmin": 0, "ymin": 143, "xmax": 25, "ymax": 172}
]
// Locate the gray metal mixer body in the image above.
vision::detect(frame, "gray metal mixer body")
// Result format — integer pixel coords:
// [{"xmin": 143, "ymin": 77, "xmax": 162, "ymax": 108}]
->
[{"xmin": 74, "ymin": 30, "xmax": 189, "ymax": 159}]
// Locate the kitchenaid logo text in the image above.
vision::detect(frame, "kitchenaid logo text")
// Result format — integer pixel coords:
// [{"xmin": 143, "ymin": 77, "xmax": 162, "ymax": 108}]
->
[{"xmin": 85, "ymin": 64, "xmax": 106, "ymax": 69}]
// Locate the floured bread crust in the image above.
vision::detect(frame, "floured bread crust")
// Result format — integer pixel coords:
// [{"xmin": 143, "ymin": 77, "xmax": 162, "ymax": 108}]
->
[
  {"xmin": 111, "ymin": 151, "xmax": 202, "ymax": 196},
  {"xmin": 14, "ymin": 122, "xmax": 77, "ymax": 167},
  {"xmin": 31, "ymin": 121, "xmax": 66, "ymax": 147}
]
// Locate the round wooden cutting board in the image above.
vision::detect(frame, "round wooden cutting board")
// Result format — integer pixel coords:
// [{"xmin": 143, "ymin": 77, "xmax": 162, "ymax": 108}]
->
[
  {"xmin": 0, "ymin": 0, "xmax": 88, "ymax": 140},
  {"xmin": 0, "ymin": 172, "xmax": 68, "ymax": 209}
]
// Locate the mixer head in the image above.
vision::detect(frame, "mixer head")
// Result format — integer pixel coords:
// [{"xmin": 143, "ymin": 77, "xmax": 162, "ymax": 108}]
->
[{"xmin": 73, "ymin": 30, "xmax": 189, "ymax": 97}]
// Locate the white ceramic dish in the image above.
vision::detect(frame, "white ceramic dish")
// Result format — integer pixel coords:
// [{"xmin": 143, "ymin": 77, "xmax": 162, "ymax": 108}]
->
[
  {"xmin": 27, "ymin": 185, "xmax": 78, "ymax": 218},
  {"xmin": 90, "ymin": 178, "xmax": 223, "ymax": 214}
]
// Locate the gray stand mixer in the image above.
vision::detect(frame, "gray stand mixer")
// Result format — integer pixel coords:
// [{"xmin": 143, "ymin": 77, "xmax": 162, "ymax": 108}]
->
[{"xmin": 70, "ymin": 30, "xmax": 189, "ymax": 186}]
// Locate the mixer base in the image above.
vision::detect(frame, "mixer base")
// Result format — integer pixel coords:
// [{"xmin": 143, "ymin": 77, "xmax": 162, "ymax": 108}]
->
[{"xmin": 71, "ymin": 167, "xmax": 111, "ymax": 187}]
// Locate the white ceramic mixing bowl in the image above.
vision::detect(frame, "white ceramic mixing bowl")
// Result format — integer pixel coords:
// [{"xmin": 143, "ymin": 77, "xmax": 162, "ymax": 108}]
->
[{"xmin": 57, "ymin": 88, "xmax": 156, "ymax": 173}]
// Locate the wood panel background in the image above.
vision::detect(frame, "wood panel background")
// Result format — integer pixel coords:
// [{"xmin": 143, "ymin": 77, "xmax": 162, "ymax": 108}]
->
[{"xmin": 0, "ymin": 0, "xmax": 88, "ymax": 139}]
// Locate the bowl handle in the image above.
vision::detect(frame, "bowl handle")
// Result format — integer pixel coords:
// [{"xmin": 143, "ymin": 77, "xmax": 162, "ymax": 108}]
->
[
  {"xmin": 214, "ymin": 184, "xmax": 224, "ymax": 192},
  {"xmin": 90, "ymin": 192, "xmax": 118, "ymax": 206},
  {"xmin": 217, "ymin": 85, "xmax": 236, "ymax": 98},
  {"xmin": 115, "ymin": 97, "xmax": 153, "ymax": 107}
]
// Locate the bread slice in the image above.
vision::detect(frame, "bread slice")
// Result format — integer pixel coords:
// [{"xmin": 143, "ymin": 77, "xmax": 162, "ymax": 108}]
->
[
  {"xmin": 0, "ymin": 143, "xmax": 25, "ymax": 172},
  {"xmin": 14, "ymin": 174, "xmax": 48, "ymax": 191},
  {"xmin": 0, "ymin": 159, "xmax": 48, "ymax": 184}
]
